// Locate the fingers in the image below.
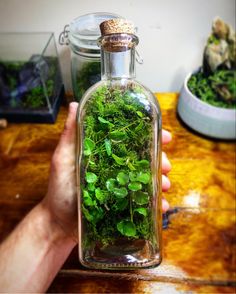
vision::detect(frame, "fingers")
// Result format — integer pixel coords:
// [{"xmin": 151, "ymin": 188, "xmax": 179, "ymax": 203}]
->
[
  {"xmin": 162, "ymin": 129, "xmax": 172, "ymax": 145},
  {"xmin": 161, "ymin": 136, "xmax": 171, "ymax": 212},
  {"xmin": 51, "ymin": 102, "xmax": 79, "ymax": 173},
  {"xmin": 162, "ymin": 198, "xmax": 170, "ymax": 212},
  {"xmin": 162, "ymin": 175, "xmax": 171, "ymax": 192},
  {"xmin": 59, "ymin": 102, "xmax": 79, "ymax": 146},
  {"xmin": 162, "ymin": 152, "xmax": 171, "ymax": 174}
]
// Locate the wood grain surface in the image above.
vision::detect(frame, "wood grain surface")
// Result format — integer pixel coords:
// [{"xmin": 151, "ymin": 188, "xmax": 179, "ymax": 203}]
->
[{"xmin": 0, "ymin": 93, "xmax": 235, "ymax": 293}]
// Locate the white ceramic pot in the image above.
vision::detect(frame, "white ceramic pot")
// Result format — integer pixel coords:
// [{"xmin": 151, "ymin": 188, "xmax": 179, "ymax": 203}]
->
[{"xmin": 178, "ymin": 72, "xmax": 236, "ymax": 139}]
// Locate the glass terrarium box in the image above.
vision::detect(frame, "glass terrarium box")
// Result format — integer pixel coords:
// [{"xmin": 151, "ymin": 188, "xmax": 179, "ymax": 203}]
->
[{"xmin": 0, "ymin": 32, "xmax": 64, "ymax": 123}]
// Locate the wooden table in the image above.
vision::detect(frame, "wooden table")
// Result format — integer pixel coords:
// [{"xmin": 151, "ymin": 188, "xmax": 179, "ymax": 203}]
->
[{"xmin": 0, "ymin": 94, "xmax": 235, "ymax": 293}]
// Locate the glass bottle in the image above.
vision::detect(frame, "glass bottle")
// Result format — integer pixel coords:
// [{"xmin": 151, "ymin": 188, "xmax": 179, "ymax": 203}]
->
[{"xmin": 76, "ymin": 19, "xmax": 162, "ymax": 270}]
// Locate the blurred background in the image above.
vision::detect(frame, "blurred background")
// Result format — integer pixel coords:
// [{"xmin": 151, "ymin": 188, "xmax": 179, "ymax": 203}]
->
[{"xmin": 0, "ymin": 0, "xmax": 235, "ymax": 93}]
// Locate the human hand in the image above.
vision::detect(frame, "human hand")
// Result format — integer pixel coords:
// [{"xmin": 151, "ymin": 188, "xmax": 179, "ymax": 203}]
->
[{"xmin": 43, "ymin": 102, "xmax": 172, "ymax": 241}]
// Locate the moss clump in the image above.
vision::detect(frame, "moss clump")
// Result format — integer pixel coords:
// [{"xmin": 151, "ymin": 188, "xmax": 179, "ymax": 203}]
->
[
  {"xmin": 188, "ymin": 69, "xmax": 236, "ymax": 108},
  {"xmin": 80, "ymin": 84, "xmax": 155, "ymax": 246}
]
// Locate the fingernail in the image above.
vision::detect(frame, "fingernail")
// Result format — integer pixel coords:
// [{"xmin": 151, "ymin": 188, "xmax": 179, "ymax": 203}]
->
[
  {"xmin": 69, "ymin": 102, "xmax": 79, "ymax": 112},
  {"xmin": 162, "ymin": 174, "xmax": 171, "ymax": 190},
  {"xmin": 166, "ymin": 158, "xmax": 172, "ymax": 170},
  {"xmin": 162, "ymin": 152, "xmax": 171, "ymax": 168},
  {"xmin": 163, "ymin": 129, "xmax": 172, "ymax": 140},
  {"xmin": 162, "ymin": 198, "xmax": 170, "ymax": 212}
]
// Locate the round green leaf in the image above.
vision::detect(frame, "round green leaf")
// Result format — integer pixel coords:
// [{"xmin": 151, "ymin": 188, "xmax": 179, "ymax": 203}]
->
[
  {"xmin": 136, "ymin": 172, "xmax": 151, "ymax": 184},
  {"xmin": 84, "ymin": 138, "xmax": 95, "ymax": 156},
  {"xmin": 106, "ymin": 178, "xmax": 117, "ymax": 192},
  {"xmin": 113, "ymin": 187, "xmax": 128, "ymax": 198},
  {"xmin": 134, "ymin": 207, "xmax": 148, "ymax": 216},
  {"xmin": 133, "ymin": 191, "xmax": 149, "ymax": 205},
  {"xmin": 117, "ymin": 172, "xmax": 129, "ymax": 185},
  {"xmin": 95, "ymin": 188, "xmax": 107, "ymax": 203},
  {"xmin": 117, "ymin": 220, "xmax": 137, "ymax": 237},
  {"xmin": 128, "ymin": 182, "xmax": 142, "ymax": 191},
  {"xmin": 85, "ymin": 172, "xmax": 98, "ymax": 183}
]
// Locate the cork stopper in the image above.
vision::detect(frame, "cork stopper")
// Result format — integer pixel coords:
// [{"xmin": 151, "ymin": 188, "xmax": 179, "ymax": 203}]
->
[{"xmin": 100, "ymin": 18, "xmax": 135, "ymax": 36}]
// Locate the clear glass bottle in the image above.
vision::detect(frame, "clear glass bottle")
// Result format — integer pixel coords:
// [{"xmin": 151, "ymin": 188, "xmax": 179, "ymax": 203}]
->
[{"xmin": 76, "ymin": 19, "xmax": 162, "ymax": 270}]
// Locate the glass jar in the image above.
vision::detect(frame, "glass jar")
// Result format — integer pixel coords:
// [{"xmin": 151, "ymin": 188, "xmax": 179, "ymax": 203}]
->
[
  {"xmin": 76, "ymin": 19, "xmax": 162, "ymax": 270},
  {"xmin": 60, "ymin": 13, "xmax": 120, "ymax": 102}
]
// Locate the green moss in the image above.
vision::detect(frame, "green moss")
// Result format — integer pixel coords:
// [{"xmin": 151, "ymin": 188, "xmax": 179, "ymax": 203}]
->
[
  {"xmin": 0, "ymin": 58, "xmax": 57, "ymax": 109},
  {"xmin": 188, "ymin": 69, "xmax": 236, "ymax": 108},
  {"xmin": 80, "ymin": 83, "xmax": 155, "ymax": 246},
  {"xmin": 74, "ymin": 61, "xmax": 101, "ymax": 101}
]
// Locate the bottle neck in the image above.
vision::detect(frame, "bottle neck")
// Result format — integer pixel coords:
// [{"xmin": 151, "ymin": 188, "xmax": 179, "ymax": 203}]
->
[
  {"xmin": 99, "ymin": 33, "xmax": 138, "ymax": 81},
  {"xmin": 101, "ymin": 47, "xmax": 136, "ymax": 80}
]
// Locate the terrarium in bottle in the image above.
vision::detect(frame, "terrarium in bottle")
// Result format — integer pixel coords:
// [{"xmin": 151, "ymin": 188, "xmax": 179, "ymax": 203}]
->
[{"xmin": 76, "ymin": 19, "xmax": 162, "ymax": 270}]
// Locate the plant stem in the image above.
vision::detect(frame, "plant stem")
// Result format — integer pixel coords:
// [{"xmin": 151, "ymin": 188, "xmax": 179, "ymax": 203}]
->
[{"xmin": 130, "ymin": 192, "xmax": 133, "ymax": 222}]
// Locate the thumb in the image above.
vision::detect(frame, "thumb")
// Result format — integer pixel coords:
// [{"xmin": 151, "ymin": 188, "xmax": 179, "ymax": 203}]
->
[{"xmin": 59, "ymin": 102, "xmax": 79, "ymax": 146}]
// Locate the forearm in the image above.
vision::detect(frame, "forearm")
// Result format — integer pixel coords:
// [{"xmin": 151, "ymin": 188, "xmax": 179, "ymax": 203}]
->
[{"xmin": 0, "ymin": 201, "xmax": 76, "ymax": 293}]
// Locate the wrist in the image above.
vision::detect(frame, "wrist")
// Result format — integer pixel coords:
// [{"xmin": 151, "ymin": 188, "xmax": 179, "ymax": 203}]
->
[
  {"xmin": 38, "ymin": 201, "xmax": 77, "ymax": 247},
  {"xmin": 0, "ymin": 201, "xmax": 76, "ymax": 293}
]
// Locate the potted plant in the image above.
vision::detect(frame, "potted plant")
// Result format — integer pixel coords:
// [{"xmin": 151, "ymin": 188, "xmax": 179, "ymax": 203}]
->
[{"xmin": 178, "ymin": 17, "xmax": 236, "ymax": 139}]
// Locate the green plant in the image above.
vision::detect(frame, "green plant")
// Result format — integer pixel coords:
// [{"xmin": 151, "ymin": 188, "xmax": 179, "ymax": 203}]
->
[
  {"xmin": 188, "ymin": 70, "xmax": 236, "ymax": 108},
  {"xmin": 188, "ymin": 18, "xmax": 236, "ymax": 109},
  {"xmin": 80, "ymin": 84, "xmax": 155, "ymax": 247},
  {"xmin": 75, "ymin": 61, "xmax": 101, "ymax": 100},
  {"xmin": 0, "ymin": 58, "xmax": 57, "ymax": 109}
]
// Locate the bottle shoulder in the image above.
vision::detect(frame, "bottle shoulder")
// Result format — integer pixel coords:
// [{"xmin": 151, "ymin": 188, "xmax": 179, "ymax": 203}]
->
[{"xmin": 130, "ymin": 80, "xmax": 161, "ymax": 114}]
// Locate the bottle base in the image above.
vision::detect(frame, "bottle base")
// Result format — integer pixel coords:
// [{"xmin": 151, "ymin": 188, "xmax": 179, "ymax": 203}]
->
[{"xmin": 79, "ymin": 238, "xmax": 162, "ymax": 270}]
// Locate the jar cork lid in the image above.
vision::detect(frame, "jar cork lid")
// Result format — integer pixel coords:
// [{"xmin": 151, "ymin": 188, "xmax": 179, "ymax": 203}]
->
[{"xmin": 100, "ymin": 18, "xmax": 135, "ymax": 36}]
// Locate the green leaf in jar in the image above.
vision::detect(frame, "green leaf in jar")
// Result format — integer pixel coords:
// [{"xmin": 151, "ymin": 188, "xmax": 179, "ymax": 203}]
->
[
  {"xmin": 117, "ymin": 220, "xmax": 137, "ymax": 237},
  {"xmin": 95, "ymin": 188, "xmax": 107, "ymax": 204},
  {"xmin": 105, "ymin": 139, "xmax": 112, "ymax": 156},
  {"xmin": 128, "ymin": 182, "xmax": 142, "ymax": 191},
  {"xmin": 113, "ymin": 187, "xmax": 128, "ymax": 198},
  {"xmin": 135, "ymin": 160, "xmax": 150, "ymax": 169},
  {"xmin": 134, "ymin": 207, "xmax": 148, "ymax": 216},
  {"xmin": 136, "ymin": 172, "xmax": 151, "ymax": 184},
  {"xmin": 83, "ymin": 190, "xmax": 95, "ymax": 207},
  {"xmin": 133, "ymin": 191, "xmax": 149, "ymax": 205},
  {"xmin": 106, "ymin": 178, "xmax": 118, "ymax": 192},
  {"xmin": 110, "ymin": 130, "xmax": 127, "ymax": 141},
  {"xmin": 84, "ymin": 138, "xmax": 95, "ymax": 156},
  {"xmin": 85, "ymin": 172, "xmax": 98, "ymax": 183},
  {"xmin": 98, "ymin": 116, "xmax": 114, "ymax": 126},
  {"xmin": 117, "ymin": 172, "xmax": 129, "ymax": 185},
  {"xmin": 112, "ymin": 154, "xmax": 126, "ymax": 165}
]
